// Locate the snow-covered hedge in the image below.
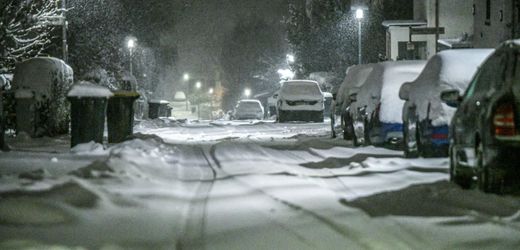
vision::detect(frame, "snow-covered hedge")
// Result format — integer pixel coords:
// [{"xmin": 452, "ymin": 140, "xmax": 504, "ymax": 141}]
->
[{"xmin": 12, "ymin": 57, "xmax": 74, "ymax": 137}]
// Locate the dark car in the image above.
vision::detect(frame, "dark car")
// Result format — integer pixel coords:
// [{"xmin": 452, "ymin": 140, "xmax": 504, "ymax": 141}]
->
[{"xmin": 441, "ymin": 40, "xmax": 520, "ymax": 193}]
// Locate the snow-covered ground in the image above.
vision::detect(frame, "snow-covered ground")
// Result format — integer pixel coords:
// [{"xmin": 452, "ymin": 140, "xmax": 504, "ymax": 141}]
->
[{"xmin": 0, "ymin": 119, "xmax": 519, "ymax": 249}]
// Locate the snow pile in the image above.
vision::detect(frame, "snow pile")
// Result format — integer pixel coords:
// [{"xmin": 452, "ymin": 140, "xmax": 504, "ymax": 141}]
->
[
  {"xmin": 71, "ymin": 141, "xmax": 107, "ymax": 156},
  {"xmin": 67, "ymin": 81, "xmax": 113, "ymax": 98},
  {"xmin": 406, "ymin": 49, "xmax": 494, "ymax": 125}
]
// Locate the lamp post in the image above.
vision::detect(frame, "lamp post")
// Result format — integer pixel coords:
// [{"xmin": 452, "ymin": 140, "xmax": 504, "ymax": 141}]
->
[
  {"xmin": 183, "ymin": 73, "xmax": 190, "ymax": 110},
  {"xmin": 355, "ymin": 8, "xmax": 364, "ymax": 65},
  {"xmin": 127, "ymin": 38, "xmax": 136, "ymax": 75},
  {"xmin": 209, "ymin": 88, "xmax": 214, "ymax": 120},
  {"xmin": 196, "ymin": 81, "xmax": 202, "ymax": 120}
]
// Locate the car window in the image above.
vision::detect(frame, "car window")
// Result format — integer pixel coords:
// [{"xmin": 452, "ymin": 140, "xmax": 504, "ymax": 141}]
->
[{"xmin": 464, "ymin": 53, "xmax": 503, "ymax": 99}]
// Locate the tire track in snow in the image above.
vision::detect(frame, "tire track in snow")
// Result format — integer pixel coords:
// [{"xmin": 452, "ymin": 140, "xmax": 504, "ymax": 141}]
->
[{"xmin": 206, "ymin": 142, "xmax": 371, "ymax": 249}]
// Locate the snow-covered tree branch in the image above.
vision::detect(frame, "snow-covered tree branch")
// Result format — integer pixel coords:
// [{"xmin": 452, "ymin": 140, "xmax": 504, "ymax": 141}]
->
[{"xmin": 0, "ymin": 0, "xmax": 60, "ymax": 71}]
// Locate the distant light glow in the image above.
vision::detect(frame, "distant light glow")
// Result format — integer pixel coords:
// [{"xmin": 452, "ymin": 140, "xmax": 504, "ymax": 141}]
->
[
  {"xmin": 209, "ymin": 88, "xmax": 214, "ymax": 94},
  {"xmin": 287, "ymin": 54, "xmax": 295, "ymax": 63},
  {"xmin": 355, "ymin": 9, "xmax": 364, "ymax": 19},
  {"xmin": 277, "ymin": 68, "xmax": 295, "ymax": 79},
  {"xmin": 195, "ymin": 81, "xmax": 202, "ymax": 89},
  {"xmin": 244, "ymin": 88, "xmax": 251, "ymax": 98},
  {"xmin": 127, "ymin": 38, "xmax": 136, "ymax": 49},
  {"xmin": 183, "ymin": 73, "xmax": 190, "ymax": 81}
]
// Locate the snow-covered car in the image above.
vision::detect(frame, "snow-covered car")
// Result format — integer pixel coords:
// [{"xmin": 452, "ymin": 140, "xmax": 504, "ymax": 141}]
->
[
  {"xmin": 399, "ymin": 49, "xmax": 493, "ymax": 158},
  {"xmin": 441, "ymin": 40, "xmax": 520, "ymax": 193},
  {"xmin": 348, "ymin": 61, "xmax": 426, "ymax": 147},
  {"xmin": 233, "ymin": 99, "xmax": 264, "ymax": 120},
  {"xmin": 277, "ymin": 80, "xmax": 324, "ymax": 122},
  {"xmin": 335, "ymin": 64, "xmax": 376, "ymax": 140}
]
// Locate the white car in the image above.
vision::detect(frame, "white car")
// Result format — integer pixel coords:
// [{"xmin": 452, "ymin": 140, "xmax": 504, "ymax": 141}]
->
[
  {"xmin": 399, "ymin": 49, "xmax": 494, "ymax": 157},
  {"xmin": 277, "ymin": 80, "xmax": 324, "ymax": 122},
  {"xmin": 233, "ymin": 99, "xmax": 264, "ymax": 120}
]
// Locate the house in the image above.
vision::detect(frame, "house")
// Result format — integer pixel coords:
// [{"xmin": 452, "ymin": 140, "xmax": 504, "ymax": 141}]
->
[
  {"xmin": 383, "ymin": 0, "xmax": 474, "ymax": 60},
  {"xmin": 473, "ymin": 0, "xmax": 520, "ymax": 48}
]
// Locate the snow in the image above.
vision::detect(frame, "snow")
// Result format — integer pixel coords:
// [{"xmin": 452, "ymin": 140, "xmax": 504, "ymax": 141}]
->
[
  {"xmin": 12, "ymin": 57, "xmax": 73, "ymax": 101},
  {"xmin": 336, "ymin": 64, "xmax": 375, "ymax": 111},
  {"xmin": 279, "ymin": 80, "xmax": 323, "ymax": 101},
  {"xmin": 352, "ymin": 61, "xmax": 426, "ymax": 123},
  {"xmin": 149, "ymin": 99, "xmax": 171, "ymax": 104},
  {"xmin": 67, "ymin": 81, "xmax": 113, "ymax": 98},
  {"xmin": 405, "ymin": 49, "xmax": 493, "ymax": 126},
  {"xmin": 174, "ymin": 91, "xmax": 187, "ymax": 101},
  {"xmin": 0, "ymin": 121, "xmax": 519, "ymax": 248}
]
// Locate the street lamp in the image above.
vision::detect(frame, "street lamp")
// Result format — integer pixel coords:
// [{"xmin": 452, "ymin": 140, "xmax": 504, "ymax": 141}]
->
[
  {"xmin": 127, "ymin": 38, "xmax": 136, "ymax": 75},
  {"xmin": 195, "ymin": 81, "xmax": 202, "ymax": 119},
  {"xmin": 208, "ymin": 88, "xmax": 214, "ymax": 94},
  {"xmin": 195, "ymin": 81, "xmax": 202, "ymax": 89},
  {"xmin": 244, "ymin": 88, "xmax": 251, "ymax": 98},
  {"xmin": 183, "ymin": 73, "xmax": 190, "ymax": 81},
  {"xmin": 355, "ymin": 8, "xmax": 364, "ymax": 65}
]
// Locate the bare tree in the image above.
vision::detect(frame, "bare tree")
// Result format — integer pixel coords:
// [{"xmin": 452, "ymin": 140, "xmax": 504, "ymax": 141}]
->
[{"xmin": 0, "ymin": 0, "xmax": 60, "ymax": 71}]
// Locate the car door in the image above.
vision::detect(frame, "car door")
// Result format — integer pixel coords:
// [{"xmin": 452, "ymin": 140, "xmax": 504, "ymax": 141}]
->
[{"xmin": 456, "ymin": 53, "xmax": 503, "ymax": 147}]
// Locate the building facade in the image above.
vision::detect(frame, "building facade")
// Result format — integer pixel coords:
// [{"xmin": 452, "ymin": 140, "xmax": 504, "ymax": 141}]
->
[{"xmin": 473, "ymin": 0, "xmax": 520, "ymax": 48}]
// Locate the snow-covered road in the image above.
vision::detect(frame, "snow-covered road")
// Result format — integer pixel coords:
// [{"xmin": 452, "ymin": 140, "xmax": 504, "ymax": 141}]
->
[{"xmin": 0, "ymin": 119, "xmax": 519, "ymax": 249}]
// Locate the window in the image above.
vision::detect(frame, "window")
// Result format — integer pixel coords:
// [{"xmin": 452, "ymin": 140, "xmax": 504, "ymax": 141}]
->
[{"xmin": 485, "ymin": 0, "xmax": 491, "ymax": 25}]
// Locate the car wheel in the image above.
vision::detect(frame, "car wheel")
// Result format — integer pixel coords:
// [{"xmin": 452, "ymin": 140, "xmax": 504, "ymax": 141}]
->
[
  {"xmin": 403, "ymin": 118, "xmax": 419, "ymax": 158},
  {"xmin": 363, "ymin": 118, "xmax": 371, "ymax": 146},
  {"xmin": 477, "ymin": 143, "xmax": 503, "ymax": 193},
  {"xmin": 450, "ymin": 145, "xmax": 472, "ymax": 189},
  {"xmin": 343, "ymin": 114, "xmax": 353, "ymax": 140}
]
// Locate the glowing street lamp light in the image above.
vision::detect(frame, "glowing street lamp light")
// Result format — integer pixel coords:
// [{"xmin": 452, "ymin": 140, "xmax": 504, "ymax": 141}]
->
[
  {"xmin": 355, "ymin": 8, "xmax": 364, "ymax": 65},
  {"xmin": 183, "ymin": 73, "xmax": 190, "ymax": 81},
  {"xmin": 244, "ymin": 88, "xmax": 251, "ymax": 98},
  {"xmin": 208, "ymin": 88, "xmax": 214, "ymax": 94},
  {"xmin": 127, "ymin": 38, "xmax": 137, "ymax": 75},
  {"xmin": 195, "ymin": 81, "xmax": 202, "ymax": 89}
]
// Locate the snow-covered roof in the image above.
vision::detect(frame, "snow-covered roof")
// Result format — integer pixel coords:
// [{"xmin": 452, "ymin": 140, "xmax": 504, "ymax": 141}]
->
[
  {"xmin": 67, "ymin": 81, "xmax": 113, "ymax": 98},
  {"xmin": 382, "ymin": 20, "xmax": 427, "ymax": 27},
  {"xmin": 238, "ymin": 99, "xmax": 262, "ymax": 104},
  {"xmin": 438, "ymin": 38, "xmax": 472, "ymax": 49}
]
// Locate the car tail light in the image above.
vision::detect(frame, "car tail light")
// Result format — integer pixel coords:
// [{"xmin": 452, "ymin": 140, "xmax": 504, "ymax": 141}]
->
[
  {"xmin": 431, "ymin": 133, "xmax": 448, "ymax": 140},
  {"xmin": 493, "ymin": 103, "xmax": 516, "ymax": 137}
]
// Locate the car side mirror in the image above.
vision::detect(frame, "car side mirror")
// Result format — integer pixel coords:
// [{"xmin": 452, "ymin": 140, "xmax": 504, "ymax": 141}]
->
[
  {"xmin": 440, "ymin": 89, "xmax": 461, "ymax": 108},
  {"xmin": 399, "ymin": 82, "xmax": 411, "ymax": 101},
  {"xmin": 349, "ymin": 93, "xmax": 357, "ymax": 102}
]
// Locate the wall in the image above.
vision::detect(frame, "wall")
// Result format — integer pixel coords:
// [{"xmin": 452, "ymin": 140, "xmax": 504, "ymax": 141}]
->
[{"xmin": 473, "ymin": 0, "xmax": 515, "ymax": 48}]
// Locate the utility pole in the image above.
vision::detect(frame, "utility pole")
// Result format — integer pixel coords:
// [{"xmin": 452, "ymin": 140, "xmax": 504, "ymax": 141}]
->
[
  {"xmin": 62, "ymin": 0, "xmax": 68, "ymax": 62},
  {"xmin": 435, "ymin": 0, "xmax": 439, "ymax": 53}
]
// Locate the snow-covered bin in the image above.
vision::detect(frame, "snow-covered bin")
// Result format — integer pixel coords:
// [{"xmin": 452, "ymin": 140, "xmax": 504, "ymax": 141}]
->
[
  {"xmin": 12, "ymin": 57, "xmax": 73, "ymax": 137},
  {"xmin": 107, "ymin": 91, "xmax": 140, "ymax": 143},
  {"xmin": 148, "ymin": 100, "xmax": 171, "ymax": 119},
  {"xmin": 67, "ymin": 81, "xmax": 113, "ymax": 147}
]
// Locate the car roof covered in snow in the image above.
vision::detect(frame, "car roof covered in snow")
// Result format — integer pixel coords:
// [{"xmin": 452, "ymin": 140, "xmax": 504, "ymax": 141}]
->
[
  {"xmin": 280, "ymin": 80, "xmax": 323, "ymax": 100},
  {"xmin": 354, "ymin": 60, "xmax": 426, "ymax": 123},
  {"xmin": 336, "ymin": 63, "xmax": 376, "ymax": 108},
  {"xmin": 410, "ymin": 49, "xmax": 494, "ymax": 92},
  {"xmin": 238, "ymin": 99, "xmax": 262, "ymax": 104},
  {"xmin": 403, "ymin": 49, "xmax": 494, "ymax": 126}
]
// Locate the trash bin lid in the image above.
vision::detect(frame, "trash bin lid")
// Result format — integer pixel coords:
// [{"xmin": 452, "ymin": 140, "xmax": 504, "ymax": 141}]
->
[
  {"xmin": 112, "ymin": 90, "xmax": 140, "ymax": 98},
  {"xmin": 68, "ymin": 81, "xmax": 113, "ymax": 98}
]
